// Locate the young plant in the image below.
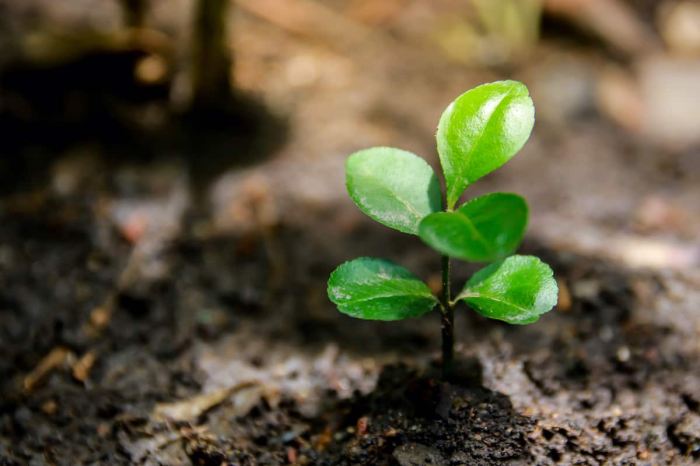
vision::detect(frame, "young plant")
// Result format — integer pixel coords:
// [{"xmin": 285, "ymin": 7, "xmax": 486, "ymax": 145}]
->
[{"xmin": 327, "ymin": 81, "xmax": 558, "ymax": 377}]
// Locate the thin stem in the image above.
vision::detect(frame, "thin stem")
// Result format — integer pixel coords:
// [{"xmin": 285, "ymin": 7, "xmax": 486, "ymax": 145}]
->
[
  {"xmin": 440, "ymin": 255, "xmax": 454, "ymax": 379},
  {"xmin": 192, "ymin": 0, "xmax": 233, "ymax": 108}
]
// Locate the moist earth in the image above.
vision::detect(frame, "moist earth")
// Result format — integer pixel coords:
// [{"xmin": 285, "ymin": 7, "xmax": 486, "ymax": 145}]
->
[{"xmin": 0, "ymin": 202, "xmax": 698, "ymax": 465}]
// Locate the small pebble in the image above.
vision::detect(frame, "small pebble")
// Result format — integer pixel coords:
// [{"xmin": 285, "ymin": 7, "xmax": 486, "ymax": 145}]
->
[{"xmin": 616, "ymin": 346, "xmax": 631, "ymax": 362}]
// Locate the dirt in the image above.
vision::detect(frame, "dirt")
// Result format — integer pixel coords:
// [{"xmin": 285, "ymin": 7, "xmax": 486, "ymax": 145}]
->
[{"xmin": 0, "ymin": 196, "xmax": 698, "ymax": 465}]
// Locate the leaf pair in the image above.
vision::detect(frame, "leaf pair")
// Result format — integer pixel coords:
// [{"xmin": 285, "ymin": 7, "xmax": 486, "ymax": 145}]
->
[
  {"xmin": 347, "ymin": 146, "xmax": 528, "ymax": 262},
  {"xmin": 346, "ymin": 81, "xmax": 534, "ymax": 238},
  {"xmin": 328, "ymin": 255, "xmax": 556, "ymax": 324}
]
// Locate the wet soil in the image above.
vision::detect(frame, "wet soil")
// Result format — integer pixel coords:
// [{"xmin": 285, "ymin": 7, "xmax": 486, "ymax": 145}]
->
[{"xmin": 0, "ymin": 198, "xmax": 698, "ymax": 465}]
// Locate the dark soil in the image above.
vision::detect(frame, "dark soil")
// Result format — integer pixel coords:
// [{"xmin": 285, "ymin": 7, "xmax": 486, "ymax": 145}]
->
[
  {"xmin": 0, "ymin": 197, "xmax": 698, "ymax": 465},
  {"xmin": 313, "ymin": 363, "xmax": 533, "ymax": 465}
]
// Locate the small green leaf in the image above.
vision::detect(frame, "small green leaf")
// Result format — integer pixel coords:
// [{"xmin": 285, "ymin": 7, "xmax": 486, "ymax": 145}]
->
[
  {"xmin": 457, "ymin": 255, "xmax": 557, "ymax": 324},
  {"xmin": 328, "ymin": 257, "xmax": 438, "ymax": 320},
  {"xmin": 437, "ymin": 80, "xmax": 535, "ymax": 208},
  {"xmin": 346, "ymin": 147, "xmax": 442, "ymax": 235},
  {"xmin": 418, "ymin": 193, "xmax": 528, "ymax": 262}
]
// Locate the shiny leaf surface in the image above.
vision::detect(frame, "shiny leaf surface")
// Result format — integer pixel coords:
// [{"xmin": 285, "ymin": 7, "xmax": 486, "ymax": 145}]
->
[
  {"xmin": 346, "ymin": 147, "xmax": 442, "ymax": 235},
  {"xmin": 437, "ymin": 81, "xmax": 535, "ymax": 208},
  {"xmin": 457, "ymin": 255, "xmax": 557, "ymax": 324},
  {"xmin": 419, "ymin": 193, "xmax": 528, "ymax": 262},
  {"xmin": 328, "ymin": 257, "xmax": 438, "ymax": 320}
]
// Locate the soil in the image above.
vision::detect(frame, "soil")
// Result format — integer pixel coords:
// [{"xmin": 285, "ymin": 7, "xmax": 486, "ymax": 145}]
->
[
  {"xmin": 1, "ymin": 1, "xmax": 700, "ymax": 465},
  {"xmin": 1, "ymin": 201, "xmax": 698, "ymax": 465}
]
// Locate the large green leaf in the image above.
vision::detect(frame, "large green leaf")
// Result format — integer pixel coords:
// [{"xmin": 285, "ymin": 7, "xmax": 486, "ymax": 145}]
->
[
  {"xmin": 327, "ymin": 257, "xmax": 438, "ymax": 320},
  {"xmin": 418, "ymin": 193, "xmax": 528, "ymax": 262},
  {"xmin": 456, "ymin": 255, "xmax": 557, "ymax": 324},
  {"xmin": 346, "ymin": 147, "xmax": 442, "ymax": 235},
  {"xmin": 437, "ymin": 81, "xmax": 535, "ymax": 208}
]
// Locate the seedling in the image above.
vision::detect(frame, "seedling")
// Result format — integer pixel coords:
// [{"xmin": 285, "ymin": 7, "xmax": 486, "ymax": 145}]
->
[{"xmin": 327, "ymin": 81, "xmax": 558, "ymax": 377}]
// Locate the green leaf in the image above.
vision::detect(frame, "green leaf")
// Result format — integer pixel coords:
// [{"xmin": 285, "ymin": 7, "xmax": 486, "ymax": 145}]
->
[
  {"xmin": 437, "ymin": 80, "xmax": 535, "ymax": 208},
  {"xmin": 419, "ymin": 193, "xmax": 528, "ymax": 262},
  {"xmin": 457, "ymin": 255, "xmax": 557, "ymax": 324},
  {"xmin": 346, "ymin": 147, "xmax": 442, "ymax": 235},
  {"xmin": 328, "ymin": 257, "xmax": 438, "ymax": 321}
]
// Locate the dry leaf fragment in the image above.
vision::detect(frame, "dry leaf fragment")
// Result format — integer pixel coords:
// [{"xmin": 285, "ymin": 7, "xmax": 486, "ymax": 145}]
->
[
  {"xmin": 152, "ymin": 381, "xmax": 260, "ymax": 422},
  {"xmin": 23, "ymin": 347, "xmax": 75, "ymax": 392}
]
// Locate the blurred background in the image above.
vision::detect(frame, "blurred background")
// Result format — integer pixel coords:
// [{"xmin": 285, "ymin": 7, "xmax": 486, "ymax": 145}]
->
[
  {"xmin": 0, "ymin": 1, "xmax": 699, "ymax": 464},
  {"xmin": 1, "ymin": 0, "xmax": 698, "ymax": 265}
]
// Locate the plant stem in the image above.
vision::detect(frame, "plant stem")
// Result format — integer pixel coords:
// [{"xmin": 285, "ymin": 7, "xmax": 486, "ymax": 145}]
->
[
  {"xmin": 192, "ymin": 0, "xmax": 233, "ymax": 108},
  {"xmin": 440, "ymin": 255, "xmax": 454, "ymax": 378}
]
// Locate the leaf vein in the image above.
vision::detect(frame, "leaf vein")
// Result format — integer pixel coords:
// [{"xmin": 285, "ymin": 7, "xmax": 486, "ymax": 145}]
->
[
  {"xmin": 341, "ymin": 292, "xmax": 436, "ymax": 305},
  {"xmin": 462, "ymin": 293, "xmax": 532, "ymax": 314},
  {"xmin": 464, "ymin": 90, "xmax": 516, "ymax": 180},
  {"xmin": 358, "ymin": 168, "xmax": 424, "ymax": 221}
]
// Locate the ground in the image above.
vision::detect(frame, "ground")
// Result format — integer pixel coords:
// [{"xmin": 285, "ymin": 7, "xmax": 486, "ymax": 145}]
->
[{"xmin": 1, "ymin": 1, "xmax": 699, "ymax": 465}]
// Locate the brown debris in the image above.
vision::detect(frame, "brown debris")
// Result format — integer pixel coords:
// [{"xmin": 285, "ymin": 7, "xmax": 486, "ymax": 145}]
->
[
  {"xmin": 23, "ymin": 347, "xmax": 75, "ymax": 392},
  {"xmin": 313, "ymin": 426, "xmax": 333, "ymax": 451},
  {"xmin": 384, "ymin": 427, "xmax": 399, "ymax": 437},
  {"xmin": 356, "ymin": 416, "xmax": 369, "ymax": 437},
  {"xmin": 41, "ymin": 400, "xmax": 58, "ymax": 415},
  {"xmin": 152, "ymin": 382, "xmax": 261, "ymax": 423},
  {"xmin": 72, "ymin": 350, "xmax": 97, "ymax": 383},
  {"xmin": 82, "ymin": 295, "xmax": 116, "ymax": 338},
  {"xmin": 544, "ymin": 0, "xmax": 659, "ymax": 56},
  {"xmin": 556, "ymin": 278, "xmax": 572, "ymax": 312},
  {"xmin": 89, "ymin": 305, "xmax": 113, "ymax": 329}
]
